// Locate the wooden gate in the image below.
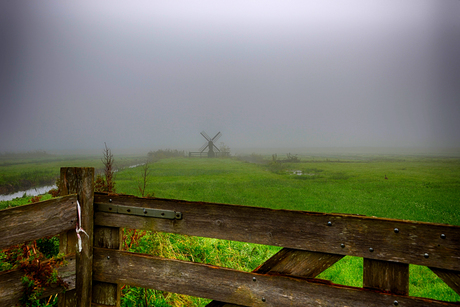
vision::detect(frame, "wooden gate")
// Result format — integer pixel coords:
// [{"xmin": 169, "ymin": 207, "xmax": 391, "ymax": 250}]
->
[{"xmin": 1, "ymin": 167, "xmax": 459, "ymax": 306}]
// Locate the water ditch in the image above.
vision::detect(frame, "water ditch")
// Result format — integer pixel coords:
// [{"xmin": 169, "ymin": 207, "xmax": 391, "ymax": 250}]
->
[
  {"xmin": 0, "ymin": 163, "xmax": 146, "ymax": 202},
  {"xmin": 0, "ymin": 185, "xmax": 57, "ymax": 202}
]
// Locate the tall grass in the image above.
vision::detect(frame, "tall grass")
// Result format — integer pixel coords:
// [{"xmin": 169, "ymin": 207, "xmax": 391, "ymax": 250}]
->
[
  {"xmin": 114, "ymin": 155, "xmax": 460, "ymax": 305},
  {"xmin": 1, "ymin": 154, "xmax": 459, "ymax": 305}
]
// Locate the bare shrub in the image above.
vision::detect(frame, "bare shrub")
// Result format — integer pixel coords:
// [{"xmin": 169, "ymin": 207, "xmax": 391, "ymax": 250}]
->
[{"xmin": 95, "ymin": 143, "xmax": 116, "ymax": 193}]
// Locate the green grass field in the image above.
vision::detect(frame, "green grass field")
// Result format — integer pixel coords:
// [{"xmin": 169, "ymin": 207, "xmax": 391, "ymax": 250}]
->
[
  {"xmin": 0, "ymin": 152, "xmax": 144, "ymax": 197},
  {"xmin": 114, "ymin": 154, "xmax": 460, "ymax": 305},
  {"xmin": 1, "ymin": 152, "xmax": 460, "ymax": 306}
]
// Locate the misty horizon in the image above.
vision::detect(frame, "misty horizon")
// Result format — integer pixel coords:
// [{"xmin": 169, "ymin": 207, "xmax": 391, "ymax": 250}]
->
[{"xmin": 1, "ymin": 0, "xmax": 459, "ymax": 153}]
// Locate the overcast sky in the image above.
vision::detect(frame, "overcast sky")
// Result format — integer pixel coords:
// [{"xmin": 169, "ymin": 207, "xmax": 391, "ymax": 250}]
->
[{"xmin": 1, "ymin": 0, "xmax": 459, "ymax": 153}]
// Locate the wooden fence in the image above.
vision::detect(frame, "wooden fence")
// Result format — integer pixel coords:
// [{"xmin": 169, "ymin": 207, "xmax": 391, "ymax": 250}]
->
[
  {"xmin": 189, "ymin": 151, "xmax": 230, "ymax": 158},
  {"xmin": 0, "ymin": 167, "xmax": 459, "ymax": 306}
]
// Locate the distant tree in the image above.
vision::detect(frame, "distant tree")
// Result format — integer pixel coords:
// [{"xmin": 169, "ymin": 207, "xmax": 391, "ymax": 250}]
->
[{"xmin": 219, "ymin": 142, "xmax": 231, "ymax": 157}]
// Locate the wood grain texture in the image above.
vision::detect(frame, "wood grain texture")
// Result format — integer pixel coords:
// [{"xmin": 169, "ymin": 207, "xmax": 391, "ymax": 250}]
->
[
  {"xmin": 93, "ymin": 248, "xmax": 457, "ymax": 307},
  {"xmin": 207, "ymin": 248, "xmax": 344, "ymax": 307},
  {"xmin": 254, "ymin": 248, "xmax": 344, "ymax": 277},
  {"xmin": 430, "ymin": 268, "xmax": 460, "ymax": 296},
  {"xmin": 92, "ymin": 226, "xmax": 121, "ymax": 307},
  {"xmin": 0, "ymin": 255, "xmax": 76, "ymax": 307},
  {"xmin": 0, "ymin": 195, "xmax": 77, "ymax": 250},
  {"xmin": 59, "ymin": 167, "xmax": 94, "ymax": 307},
  {"xmin": 363, "ymin": 258, "xmax": 409, "ymax": 295},
  {"xmin": 94, "ymin": 193, "xmax": 460, "ymax": 271}
]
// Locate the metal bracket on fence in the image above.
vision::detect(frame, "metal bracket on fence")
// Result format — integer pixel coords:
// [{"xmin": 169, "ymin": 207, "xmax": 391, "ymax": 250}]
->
[{"xmin": 95, "ymin": 203, "xmax": 182, "ymax": 220}]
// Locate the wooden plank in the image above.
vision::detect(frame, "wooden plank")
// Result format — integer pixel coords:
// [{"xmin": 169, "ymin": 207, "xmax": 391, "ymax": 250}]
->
[
  {"xmin": 58, "ymin": 230, "xmax": 77, "ymax": 307},
  {"xmin": 92, "ymin": 226, "xmax": 121, "ymax": 307},
  {"xmin": 0, "ymin": 255, "xmax": 76, "ymax": 307},
  {"xmin": 430, "ymin": 268, "xmax": 460, "ymax": 296},
  {"xmin": 0, "ymin": 195, "xmax": 77, "ymax": 250},
  {"xmin": 363, "ymin": 258, "xmax": 409, "ymax": 295},
  {"xmin": 58, "ymin": 167, "xmax": 94, "ymax": 307},
  {"xmin": 94, "ymin": 193, "xmax": 460, "ymax": 271},
  {"xmin": 93, "ymin": 247, "xmax": 457, "ymax": 307},
  {"xmin": 207, "ymin": 248, "xmax": 344, "ymax": 307},
  {"xmin": 254, "ymin": 248, "xmax": 344, "ymax": 277}
]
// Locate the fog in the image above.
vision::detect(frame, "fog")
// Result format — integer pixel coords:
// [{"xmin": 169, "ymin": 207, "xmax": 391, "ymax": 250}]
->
[{"xmin": 1, "ymin": 0, "xmax": 459, "ymax": 154}]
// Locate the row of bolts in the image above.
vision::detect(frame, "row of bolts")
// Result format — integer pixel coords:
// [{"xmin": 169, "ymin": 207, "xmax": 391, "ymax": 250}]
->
[
  {"xmin": 101, "ymin": 204, "xmax": 447, "ymax": 305},
  {"xmin": 326, "ymin": 221, "xmax": 447, "ymax": 259}
]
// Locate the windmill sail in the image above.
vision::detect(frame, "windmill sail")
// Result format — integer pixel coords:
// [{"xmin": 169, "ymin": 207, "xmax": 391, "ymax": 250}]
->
[
  {"xmin": 212, "ymin": 132, "xmax": 222, "ymax": 142},
  {"xmin": 199, "ymin": 142, "xmax": 209, "ymax": 153},
  {"xmin": 198, "ymin": 131, "xmax": 222, "ymax": 157},
  {"xmin": 200, "ymin": 131, "xmax": 211, "ymax": 141}
]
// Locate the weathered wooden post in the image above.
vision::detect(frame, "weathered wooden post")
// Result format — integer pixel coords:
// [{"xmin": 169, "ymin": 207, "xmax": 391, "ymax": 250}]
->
[
  {"xmin": 92, "ymin": 225, "xmax": 121, "ymax": 306},
  {"xmin": 58, "ymin": 167, "xmax": 94, "ymax": 307},
  {"xmin": 363, "ymin": 258, "xmax": 409, "ymax": 295}
]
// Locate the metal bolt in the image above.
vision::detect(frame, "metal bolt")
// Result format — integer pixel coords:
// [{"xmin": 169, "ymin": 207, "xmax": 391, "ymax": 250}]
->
[
  {"xmin": 327, "ymin": 221, "xmax": 332, "ymax": 226},
  {"xmin": 424, "ymin": 253, "xmax": 429, "ymax": 258},
  {"xmin": 441, "ymin": 234, "xmax": 446, "ymax": 239},
  {"xmin": 341, "ymin": 243, "xmax": 345, "ymax": 248},
  {"xmin": 107, "ymin": 256, "xmax": 110, "ymax": 260},
  {"xmin": 394, "ymin": 228, "xmax": 399, "ymax": 233},
  {"xmin": 261, "ymin": 297, "xmax": 266, "ymax": 302},
  {"xmin": 253, "ymin": 277, "xmax": 257, "ymax": 282},
  {"xmin": 393, "ymin": 300, "xmax": 399, "ymax": 306},
  {"xmin": 369, "ymin": 248, "xmax": 374, "ymax": 252},
  {"xmin": 109, "ymin": 199, "xmax": 112, "ymax": 203}
]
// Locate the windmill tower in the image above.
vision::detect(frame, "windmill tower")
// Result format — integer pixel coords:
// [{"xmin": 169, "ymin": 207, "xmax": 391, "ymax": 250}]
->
[{"xmin": 199, "ymin": 131, "xmax": 221, "ymax": 158}]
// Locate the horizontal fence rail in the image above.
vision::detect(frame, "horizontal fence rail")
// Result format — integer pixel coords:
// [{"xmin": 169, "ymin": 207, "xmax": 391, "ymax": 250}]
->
[
  {"xmin": 0, "ymin": 255, "xmax": 76, "ymax": 306},
  {"xmin": 0, "ymin": 195, "xmax": 77, "ymax": 250},
  {"xmin": 93, "ymin": 247, "xmax": 454, "ymax": 307},
  {"xmin": 0, "ymin": 194, "xmax": 79, "ymax": 307},
  {"xmin": 1, "ymin": 167, "xmax": 459, "ymax": 306},
  {"xmin": 94, "ymin": 193, "xmax": 460, "ymax": 271}
]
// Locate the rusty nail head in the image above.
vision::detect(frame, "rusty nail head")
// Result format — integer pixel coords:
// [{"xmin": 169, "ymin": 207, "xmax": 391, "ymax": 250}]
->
[
  {"xmin": 441, "ymin": 234, "xmax": 446, "ymax": 239},
  {"xmin": 327, "ymin": 221, "xmax": 332, "ymax": 226},
  {"xmin": 394, "ymin": 228, "xmax": 399, "ymax": 233},
  {"xmin": 369, "ymin": 248, "xmax": 374, "ymax": 252}
]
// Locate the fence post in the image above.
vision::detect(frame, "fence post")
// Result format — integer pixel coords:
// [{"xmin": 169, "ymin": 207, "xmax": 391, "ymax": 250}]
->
[
  {"xmin": 363, "ymin": 258, "xmax": 409, "ymax": 295},
  {"xmin": 58, "ymin": 167, "xmax": 94, "ymax": 307},
  {"xmin": 92, "ymin": 226, "xmax": 121, "ymax": 306}
]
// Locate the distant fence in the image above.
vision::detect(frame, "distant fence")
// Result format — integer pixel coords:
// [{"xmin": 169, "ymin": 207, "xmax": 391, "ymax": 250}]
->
[
  {"xmin": 189, "ymin": 151, "xmax": 230, "ymax": 158},
  {"xmin": 1, "ymin": 167, "xmax": 460, "ymax": 306}
]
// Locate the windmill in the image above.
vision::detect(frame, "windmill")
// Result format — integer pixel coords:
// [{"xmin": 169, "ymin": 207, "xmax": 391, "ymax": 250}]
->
[{"xmin": 199, "ymin": 131, "xmax": 221, "ymax": 158}]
